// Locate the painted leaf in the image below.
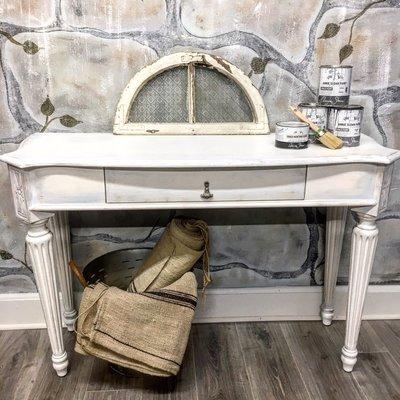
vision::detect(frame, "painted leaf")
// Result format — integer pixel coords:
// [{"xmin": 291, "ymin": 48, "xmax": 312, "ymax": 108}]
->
[
  {"xmin": 251, "ymin": 57, "xmax": 269, "ymax": 74},
  {"xmin": 60, "ymin": 115, "xmax": 82, "ymax": 128},
  {"xmin": 0, "ymin": 250, "xmax": 13, "ymax": 260},
  {"xmin": 339, "ymin": 44, "xmax": 353, "ymax": 64},
  {"xmin": 318, "ymin": 23, "xmax": 340, "ymax": 39},
  {"xmin": 40, "ymin": 96, "xmax": 55, "ymax": 117},
  {"xmin": 22, "ymin": 40, "xmax": 39, "ymax": 54}
]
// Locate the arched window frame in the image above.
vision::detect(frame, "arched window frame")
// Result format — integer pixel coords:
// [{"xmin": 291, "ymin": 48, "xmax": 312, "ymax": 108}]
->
[{"xmin": 113, "ymin": 52, "xmax": 269, "ymax": 135}]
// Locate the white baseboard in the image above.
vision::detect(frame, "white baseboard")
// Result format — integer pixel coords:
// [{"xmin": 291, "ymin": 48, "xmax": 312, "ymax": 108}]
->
[{"xmin": 1, "ymin": 285, "xmax": 400, "ymax": 330}]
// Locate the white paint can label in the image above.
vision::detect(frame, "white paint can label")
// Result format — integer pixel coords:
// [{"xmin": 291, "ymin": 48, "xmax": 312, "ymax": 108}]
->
[
  {"xmin": 275, "ymin": 122, "xmax": 309, "ymax": 149},
  {"xmin": 318, "ymin": 66, "xmax": 352, "ymax": 106},
  {"xmin": 298, "ymin": 103, "xmax": 327, "ymax": 143},
  {"xmin": 327, "ymin": 106, "xmax": 363, "ymax": 147}
]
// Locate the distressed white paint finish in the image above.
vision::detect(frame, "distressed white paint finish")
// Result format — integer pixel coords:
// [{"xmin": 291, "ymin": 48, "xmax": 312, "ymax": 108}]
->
[
  {"xmin": 114, "ymin": 52, "xmax": 269, "ymax": 135},
  {"xmin": 48, "ymin": 212, "xmax": 77, "ymax": 331},
  {"xmin": 105, "ymin": 168, "xmax": 306, "ymax": 203},
  {"xmin": 29, "ymin": 167, "xmax": 105, "ymax": 206},
  {"xmin": 306, "ymin": 163, "xmax": 380, "ymax": 203},
  {"xmin": 29, "ymin": 199, "xmax": 380, "ymax": 212},
  {"xmin": 26, "ymin": 218, "xmax": 68, "ymax": 377},
  {"xmin": 8, "ymin": 166, "xmax": 29, "ymax": 222},
  {"xmin": 1, "ymin": 132, "xmax": 400, "ymax": 375},
  {"xmin": 321, "ymin": 207, "xmax": 347, "ymax": 326},
  {"xmin": 378, "ymin": 163, "xmax": 394, "ymax": 213},
  {"xmin": 341, "ymin": 212, "xmax": 379, "ymax": 373},
  {"xmin": 2, "ymin": 133, "xmax": 398, "ymax": 169}
]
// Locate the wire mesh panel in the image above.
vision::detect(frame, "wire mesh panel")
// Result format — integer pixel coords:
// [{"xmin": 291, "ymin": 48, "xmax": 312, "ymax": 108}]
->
[
  {"xmin": 128, "ymin": 67, "xmax": 188, "ymax": 123},
  {"xmin": 195, "ymin": 66, "xmax": 253, "ymax": 123}
]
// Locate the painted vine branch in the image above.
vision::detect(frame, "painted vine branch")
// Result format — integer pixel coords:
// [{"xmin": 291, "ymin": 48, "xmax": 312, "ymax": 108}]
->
[
  {"xmin": 40, "ymin": 96, "xmax": 82, "ymax": 132},
  {"xmin": 0, "ymin": 29, "xmax": 39, "ymax": 54},
  {"xmin": 318, "ymin": 0, "xmax": 387, "ymax": 63}
]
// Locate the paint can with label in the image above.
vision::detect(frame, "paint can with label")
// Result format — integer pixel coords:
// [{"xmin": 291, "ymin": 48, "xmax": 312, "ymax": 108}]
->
[
  {"xmin": 298, "ymin": 103, "xmax": 328, "ymax": 143},
  {"xmin": 318, "ymin": 65, "xmax": 352, "ymax": 106},
  {"xmin": 275, "ymin": 121, "xmax": 309, "ymax": 149},
  {"xmin": 327, "ymin": 105, "xmax": 364, "ymax": 147}
]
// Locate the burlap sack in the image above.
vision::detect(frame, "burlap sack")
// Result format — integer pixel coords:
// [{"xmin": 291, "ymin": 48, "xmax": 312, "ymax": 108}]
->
[
  {"xmin": 75, "ymin": 272, "xmax": 197, "ymax": 377},
  {"xmin": 128, "ymin": 218, "xmax": 211, "ymax": 293}
]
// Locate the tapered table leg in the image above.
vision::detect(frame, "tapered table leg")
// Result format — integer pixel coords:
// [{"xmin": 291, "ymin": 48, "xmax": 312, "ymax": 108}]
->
[
  {"xmin": 49, "ymin": 212, "xmax": 77, "ymax": 331},
  {"xmin": 321, "ymin": 207, "xmax": 347, "ymax": 325},
  {"xmin": 26, "ymin": 218, "xmax": 68, "ymax": 377},
  {"xmin": 341, "ymin": 212, "xmax": 378, "ymax": 372}
]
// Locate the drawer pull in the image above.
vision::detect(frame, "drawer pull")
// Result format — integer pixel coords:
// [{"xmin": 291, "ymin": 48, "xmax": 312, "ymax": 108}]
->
[{"xmin": 201, "ymin": 181, "xmax": 213, "ymax": 200}]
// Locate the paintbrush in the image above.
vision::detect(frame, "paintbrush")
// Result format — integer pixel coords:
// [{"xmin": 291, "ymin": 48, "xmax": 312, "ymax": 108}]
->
[{"xmin": 289, "ymin": 106, "xmax": 343, "ymax": 150}]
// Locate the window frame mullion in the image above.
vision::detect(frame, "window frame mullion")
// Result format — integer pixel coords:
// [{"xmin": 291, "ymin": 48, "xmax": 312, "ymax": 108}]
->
[{"xmin": 187, "ymin": 62, "xmax": 196, "ymax": 124}]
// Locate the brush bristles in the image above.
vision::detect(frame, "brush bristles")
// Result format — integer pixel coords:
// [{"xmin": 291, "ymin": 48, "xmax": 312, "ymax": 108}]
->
[{"xmin": 318, "ymin": 131, "xmax": 343, "ymax": 149}]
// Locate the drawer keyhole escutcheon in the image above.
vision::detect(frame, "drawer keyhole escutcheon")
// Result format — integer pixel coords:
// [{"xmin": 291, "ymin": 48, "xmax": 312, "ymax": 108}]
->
[{"xmin": 201, "ymin": 181, "xmax": 213, "ymax": 200}]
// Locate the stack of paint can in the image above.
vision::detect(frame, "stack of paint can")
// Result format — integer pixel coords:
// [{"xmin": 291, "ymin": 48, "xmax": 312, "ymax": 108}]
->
[
  {"xmin": 297, "ymin": 103, "xmax": 328, "ymax": 144},
  {"xmin": 317, "ymin": 65, "xmax": 363, "ymax": 147},
  {"xmin": 275, "ymin": 65, "xmax": 363, "ymax": 149}
]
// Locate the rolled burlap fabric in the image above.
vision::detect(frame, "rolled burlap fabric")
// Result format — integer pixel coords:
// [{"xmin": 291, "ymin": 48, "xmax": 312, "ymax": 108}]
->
[
  {"xmin": 75, "ymin": 271, "xmax": 197, "ymax": 377},
  {"xmin": 128, "ymin": 218, "xmax": 211, "ymax": 293}
]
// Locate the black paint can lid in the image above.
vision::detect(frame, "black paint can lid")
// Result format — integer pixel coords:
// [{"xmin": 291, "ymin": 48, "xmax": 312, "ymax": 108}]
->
[
  {"xmin": 319, "ymin": 64, "xmax": 353, "ymax": 69},
  {"xmin": 298, "ymin": 102, "xmax": 327, "ymax": 109},
  {"xmin": 326, "ymin": 104, "xmax": 364, "ymax": 111}
]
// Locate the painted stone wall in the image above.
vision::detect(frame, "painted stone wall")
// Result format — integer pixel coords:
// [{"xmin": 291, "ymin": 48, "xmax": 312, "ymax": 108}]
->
[{"xmin": 0, "ymin": 0, "xmax": 399, "ymax": 293}]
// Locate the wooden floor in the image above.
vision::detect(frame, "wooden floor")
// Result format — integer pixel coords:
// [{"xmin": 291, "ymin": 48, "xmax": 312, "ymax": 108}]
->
[{"xmin": 1, "ymin": 321, "xmax": 400, "ymax": 400}]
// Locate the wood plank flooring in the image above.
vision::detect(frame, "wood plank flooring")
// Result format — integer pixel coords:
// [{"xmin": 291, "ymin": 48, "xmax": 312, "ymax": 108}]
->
[{"xmin": 1, "ymin": 321, "xmax": 400, "ymax": 400}]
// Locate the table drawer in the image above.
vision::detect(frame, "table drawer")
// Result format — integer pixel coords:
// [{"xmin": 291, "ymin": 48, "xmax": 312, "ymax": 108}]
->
[{"xmin": 105, "ymin": 168, "xmax": 306, "ymax": 203}]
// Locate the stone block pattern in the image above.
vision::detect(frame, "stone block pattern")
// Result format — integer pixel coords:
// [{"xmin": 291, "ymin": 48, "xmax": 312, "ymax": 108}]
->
[
  {"xmin": 0, "ymin": 0, "xmax": 56, "ymax": 27},
  {"xmin": 0, "ymin": 0, "xmax": 399, "ymax": 292},
  {"xmin": 61, "ymin": 0, "xmax": 167, "ymax": 32},
  {"xmin": 3, "ymin": 32, "xmax": 157, "ymax": 132}
]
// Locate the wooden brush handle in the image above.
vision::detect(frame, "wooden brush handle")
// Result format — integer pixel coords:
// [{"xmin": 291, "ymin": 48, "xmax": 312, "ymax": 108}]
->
[
  {"xmin": 69, "ymin": 260, "xmax": 88, "ymax": 288},
  {"xmin": 289, "ymin": 106, "xmax": 321, "ymax": 134}
]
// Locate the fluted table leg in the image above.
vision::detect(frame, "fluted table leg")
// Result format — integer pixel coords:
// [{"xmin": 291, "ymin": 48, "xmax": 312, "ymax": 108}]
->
[
  {"xmin": 321, "ymin": 207, "xmax": 347, "ymax": 326},
  {"xmin": 49, "ymin": 212, "xmax": 77, "ymax": 331},
  {"xmin": 341, "ymin": 212, "xmax": 378, "ymax": 372},
  {"xmin": 26, "ymin": 218, "xmax": 68, "ymax": 377}
]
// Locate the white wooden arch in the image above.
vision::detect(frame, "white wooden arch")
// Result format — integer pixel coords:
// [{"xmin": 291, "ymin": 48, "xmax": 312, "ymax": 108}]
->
[{"xmin": 113, "ymin": 52, "xmax": 269, "ymax": 135}]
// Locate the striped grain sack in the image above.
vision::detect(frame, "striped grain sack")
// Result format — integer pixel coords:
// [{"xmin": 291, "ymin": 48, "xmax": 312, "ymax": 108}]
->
[
  {"xmin": 75, "ymin": 271, "xmax": 197, "ymax": 377},
  {"xmin": 128, "ymin": 217, "xmax": 211, "ymax": 293}
]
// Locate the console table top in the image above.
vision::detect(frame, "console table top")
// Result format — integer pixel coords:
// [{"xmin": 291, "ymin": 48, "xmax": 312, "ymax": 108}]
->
[{"xmin": 1, "ymin": 132, "xmax": 399, "ymax": 169}]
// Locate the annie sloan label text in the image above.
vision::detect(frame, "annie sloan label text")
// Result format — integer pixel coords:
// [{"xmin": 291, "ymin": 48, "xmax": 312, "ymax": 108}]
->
[
  {"xmin": 327, "ymin": 106, "xmax": 363, "ymax": 147},
  {"xmin": 318, "ymin": 66, "xmax": 352, "ymax": 97},
  {"xmin": 275, "ymin": 122, "xmax": 309, "ymax": 149},
  {"xmin": 276, "ymin": 128, "xmax": 308, "ymax": 142}
]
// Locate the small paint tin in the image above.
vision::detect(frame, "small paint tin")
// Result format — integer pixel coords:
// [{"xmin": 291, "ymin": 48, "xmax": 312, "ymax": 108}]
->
[
  {"xmin": 298, "ymin": 103, "xmax": 328, "ymax": 143},
  {"xmin": 318, "ymin": 65, "xmax": 352, "ymax": 106},
  {"xmin": 275, "ymin": 121, "xmax": 309, "ymax": 149},
  {"xmin": 327, "ymin": 105, "xmax": 364, "ymax": 147}
]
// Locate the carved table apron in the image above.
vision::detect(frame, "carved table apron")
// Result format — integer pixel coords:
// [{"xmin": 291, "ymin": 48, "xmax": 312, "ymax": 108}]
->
[{"xmin": 1, "ymin": 132, "xmax": 399, "ymax": 377}]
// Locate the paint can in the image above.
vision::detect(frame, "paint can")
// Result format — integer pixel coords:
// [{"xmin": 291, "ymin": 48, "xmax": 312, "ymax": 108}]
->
[
  {"xmin": 318, "ymin": 65, "xmax": 352, "ymax": 106},
  {"xmin": 298, "ymin": 103, "xmax": 328, "ymax": 143},
  {"xmin": 275, "ymin": 121, "xmax": 309, "ymax": 149},
  {"xmin": 327, "ymin": 105, "xmax": 364, "ymax": 147}
]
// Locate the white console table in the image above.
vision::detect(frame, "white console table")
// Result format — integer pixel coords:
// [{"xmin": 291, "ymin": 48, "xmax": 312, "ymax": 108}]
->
[{"xmin": 1, "ymin": 132, "xmax": 399, "ymax": 377}]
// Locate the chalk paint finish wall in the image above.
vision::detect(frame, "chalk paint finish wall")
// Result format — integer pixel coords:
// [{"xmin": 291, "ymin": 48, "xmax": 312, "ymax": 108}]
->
[{"xmin": 0, "ymin": 0, "xmax": 399, "ymax": 293}]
